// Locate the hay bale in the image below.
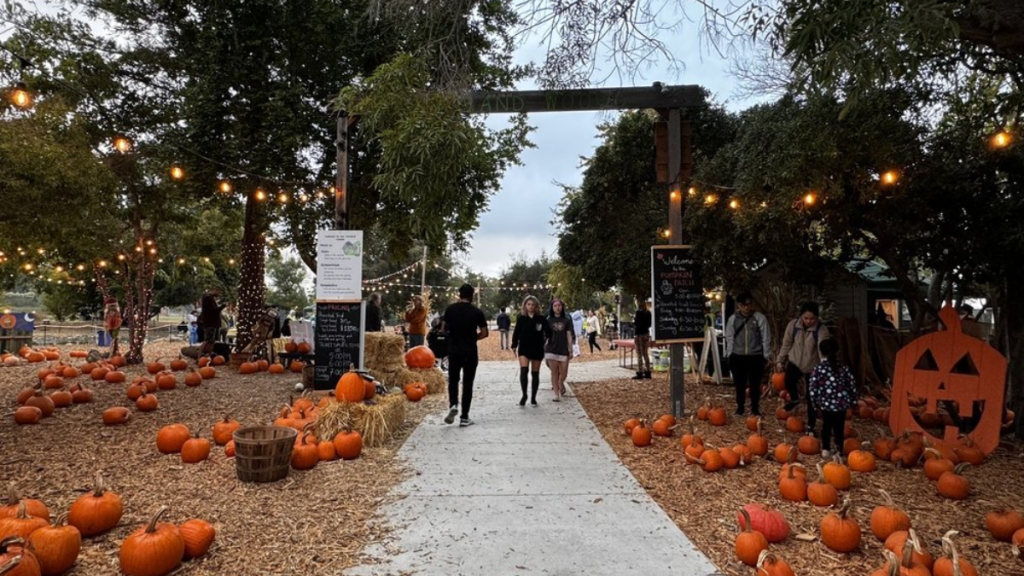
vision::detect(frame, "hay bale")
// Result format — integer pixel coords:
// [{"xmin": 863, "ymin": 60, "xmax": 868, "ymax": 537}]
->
[
  {"xmin": 316, "ymin": 394, "xmax": 406, "ymax": 448},
  {"xmin": 372, "ymin": 366, "xmax": 418, "ymax": 391},
  {"xmin": 365, "ymin": 332, "xmax": 405, "ymax": 372},
  {"xmin": 409, "ymin": 367, "xmax": 446, "ymax": 394}
]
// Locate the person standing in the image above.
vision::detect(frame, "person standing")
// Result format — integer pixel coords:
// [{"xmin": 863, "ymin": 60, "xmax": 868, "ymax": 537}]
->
[
  {"xmin": 199, "ymin": 292, "xmax": 226, "ymax": 355},
  {"xmin": 723, "ymin": 292, "xmax": 771, "ymax": 416},
  {"xmin": 808, "ymin": 338, "xmax": 857, "ymax": 457},
  {"xmin": 632, "ymin": 297, "xmax": 652, "ymax": 380},
  {"xmin": 404, "ymin": 295, "xmax": 428, "ymax": 348},
  {"xmin": 545, "ymin": 299, "xmax": 574, "ymax": 402},
  {"xmin": 776, "ymin": 301, "xmax": 830, "ymax": 434},
  {"xmin": 511, "ymin": 295, "xmax": 549, "ymax": 406},
  {"xmin": 366, "ymin": 293, "xmax": 383, "ymax": 333},
  {"xmin": 441, "ymin": 284, "xmax": 489, "ymax": 427},
  {"xmin": 496, "ymin": 308, "xmax": 512, "ymax": 350},
  {"xmin": 585, "ymin": 310, "xmax": 603, "ymax": 354}
]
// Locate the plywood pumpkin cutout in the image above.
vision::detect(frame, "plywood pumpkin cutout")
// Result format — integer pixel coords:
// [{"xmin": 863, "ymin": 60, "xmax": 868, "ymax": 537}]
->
[{"xmin": 890, "ymin": 305, "xmax": 1007, "ymax": 454}]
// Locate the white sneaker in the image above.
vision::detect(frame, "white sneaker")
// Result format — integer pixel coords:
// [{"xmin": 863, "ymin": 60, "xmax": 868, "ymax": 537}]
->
[
  {"xmin": 444, "ymin": 405, "xmax": 458, "ymax": 425},
  {"xmin": 459, "ymin": 418, "xmax": 475, "ymax": 427}
]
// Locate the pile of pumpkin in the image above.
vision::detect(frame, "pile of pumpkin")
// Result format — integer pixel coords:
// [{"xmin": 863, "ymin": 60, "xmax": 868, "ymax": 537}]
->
[
  {"xmin": 0, "ymin": 477, "xmax": 214, "ymax": 576},
  {"xmin": 272, "ymin": 389, "xmax": 365, "ymax": 468},
  {"xmin": 237, "ymin": 355, "xmax": 302, "ymax": 375},
  {"xmin": 1, "ymin": 346, "xmax": 68, "ymax": 367},
  {"xmin": 402, "ymin": 346, "xmax": 437, "ymax": 402}
]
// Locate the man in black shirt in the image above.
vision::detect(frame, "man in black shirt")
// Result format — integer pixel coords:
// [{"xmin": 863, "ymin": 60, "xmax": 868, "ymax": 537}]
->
[
  {"xmin": 632, "ymin": 297, "xmax": 652, "ymax": 380},
  {"xmin": 496, "ymin": 308, "xmax": 511, "ymax": 350},
  {"xmin": 365, "ymin": 293, "xmax": 383, "ymax": 332},
  {"xmin": 441, "ymin": 284, "xmax": 489, "ymax": 427}
]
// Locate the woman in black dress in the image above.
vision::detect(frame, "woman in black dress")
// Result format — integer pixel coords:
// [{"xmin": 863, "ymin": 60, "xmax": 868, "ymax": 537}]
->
[
  {"xmin": 544, "ymin": 299, "xmax": 574, "ymax": 402},
  {"xmin": 511, "ymin": 295, "xmax": 549, "ymax": 406}
]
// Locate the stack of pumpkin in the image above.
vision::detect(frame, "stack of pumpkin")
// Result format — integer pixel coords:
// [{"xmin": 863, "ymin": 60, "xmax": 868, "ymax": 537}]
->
[{"xmin": 0, "ymin": 477, "xmax": 215, "ymax": 576}]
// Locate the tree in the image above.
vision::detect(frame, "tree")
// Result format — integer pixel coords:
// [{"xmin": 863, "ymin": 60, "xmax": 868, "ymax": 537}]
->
[
  {"xmin": 266, "ymin": 254, "xmax": 312, "ymax": 313},
  {"xmin": 40, "ymin": 283, "xmax": 85, "ymax": 321}
]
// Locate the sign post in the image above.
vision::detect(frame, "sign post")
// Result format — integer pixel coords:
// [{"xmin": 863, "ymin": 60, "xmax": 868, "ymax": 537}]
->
[
  {"xmin": 314, "ymin": 230, "xmax": 364, "ymax": 390},
  {"xmin": 651, "ymin": 245, "xmax": 704, "ymax": 417}
]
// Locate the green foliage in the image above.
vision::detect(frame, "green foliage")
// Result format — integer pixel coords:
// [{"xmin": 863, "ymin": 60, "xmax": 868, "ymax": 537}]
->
[
  {"xmin": 265, "ymin": 253, "xmax": 312, "ymax": 313},
  {"xmin": 40, "ymin": 283, "xmax": 86, "ymax": 321}
]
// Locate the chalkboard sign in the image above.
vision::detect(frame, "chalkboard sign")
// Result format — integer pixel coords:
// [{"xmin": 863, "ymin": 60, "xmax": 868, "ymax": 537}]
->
[
  {"xmin": 314, "ymin": 302, "xmax": 364, "ymax": 390},
  {"xmin": 650, "ymin": 246, "xmax": 705, "ymax": 342}
]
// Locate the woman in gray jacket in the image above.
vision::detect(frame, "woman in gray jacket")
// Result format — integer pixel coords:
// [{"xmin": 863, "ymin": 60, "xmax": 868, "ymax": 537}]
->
[{"xmin": 776, "ymin": 301, "xmax": 830, "ymax": 434}]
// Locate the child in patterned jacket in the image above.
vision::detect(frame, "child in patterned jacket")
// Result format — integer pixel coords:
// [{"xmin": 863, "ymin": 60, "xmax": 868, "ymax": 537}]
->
[{"xmin": 808, "ymin": 338, "xmax": 858, "ymax": 457}]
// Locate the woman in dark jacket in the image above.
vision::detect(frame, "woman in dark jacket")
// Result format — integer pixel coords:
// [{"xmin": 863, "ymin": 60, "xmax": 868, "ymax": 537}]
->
[
  {"xmin": 511, "ymin": 295, "xmax": 549, "ymax": 406},
  {"xmin": 199, "ymin": 292, "xmax": 226, "ymax": 355}
]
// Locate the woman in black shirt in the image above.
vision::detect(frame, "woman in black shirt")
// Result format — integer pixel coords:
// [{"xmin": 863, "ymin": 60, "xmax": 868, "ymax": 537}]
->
[
  {"xmin": 544, "ymin": 298, "xmax": 574, "ymax": 402},
  {"xmin": 511, "ymin": 295, "xmax": 549, "ymax": 406}
]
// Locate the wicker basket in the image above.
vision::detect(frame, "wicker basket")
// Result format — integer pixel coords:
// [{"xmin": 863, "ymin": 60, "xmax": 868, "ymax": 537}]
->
[
  {"xmin": 233, "ymin": 426, "xmax": 297, "ymax": 483},
  {"xmin": 229, "ymin": 352, "xmax": 251, "ymax": 368}
]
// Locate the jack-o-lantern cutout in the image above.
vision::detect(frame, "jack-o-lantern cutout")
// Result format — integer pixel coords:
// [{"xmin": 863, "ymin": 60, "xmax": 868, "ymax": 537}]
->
[{"xmin": 890, "ymin": 305, "xmax": 1007, "ymax": 455}]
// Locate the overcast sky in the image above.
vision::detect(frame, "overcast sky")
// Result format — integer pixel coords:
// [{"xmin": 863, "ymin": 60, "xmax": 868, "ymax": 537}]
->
[{"xmin": 467, "ymin": 29, "xmax": 769, "ymax": 276}]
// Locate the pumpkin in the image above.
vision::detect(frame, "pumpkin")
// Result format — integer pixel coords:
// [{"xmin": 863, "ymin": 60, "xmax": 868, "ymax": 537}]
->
[
  {"xmin": 104, "ymin": 371, "xmax": 126, "ymax": 384},
  {"xmin": 747, "ymin": 420, "xmax": 769, "ymax": 457},
  {"xmin": 102, "ymin": 407, "xmax": 130, "ymax": 426},
  {"xmin": 211, "ymin": 355, "xmax": 225, "ymax": 366},
  {"xmin": 255, "ymin": 359, "xmax": 269, "ymax": 372},
  {"xmin": 140, "ymin": 379, "xmax": 158, "ymax": 393},
  {"xmin": 849, "ymin": 442, "xmax": 878, "ymax": 472},
  {"xmin": 24, "ymin": 393, "xmax": 54, "ymax": 418},
  {"xmin": 26, "ymin": 352, "xmax": 45, "ymax": 363},
  {"xmin": 61, "ymin": 366, "xmax": 78, "ymax": 379},
  {"xmin": 79, "ymin": 363, "xmax": 96, "ymax": 375},
  {"xmin": 708, "ymin": 407, "xmax": 728, "ymax": 426},
  {"xmin": 0, "ymin": 488, "xmax": 48, "ymax": 522},
  {"xmin": 13, "ymin": 408, "xmax": 41, "ymax": 426},
  {"xmin": 184, "ymin": 370, "xmax": 202, "ymax": 387},
  {"xmin": 986, "ymin": 507, "xmax": 1024, "ymax": 542},
  {"xmin": 296, "ymin": 341, "xmax": 312, "ymax": 354},
  {"xmin": 719, "ymin": 446, "xmax": 741, "ymax": 469},
  {"xmin": 27, "ymin": 513, "xmax": 80, "ymax": 576},
  {"xmin": 333, "ymin": 430, "xmax": 363, "ymax": 460},
  {"xmin": 48, "ymin": 390, "xmax": 71, "ymax": 409},
  {"xmin": 756, "ymin": 550, "xmax": 795, "ymax": 576},
  {"xmin": 135, "ymin": 391, "xmax": 158, "ymax": 412},
  {"xmin": 623, "ymin": 418, "xmax": 641, "ymax": 435},
  {"xmin": 289, "ymin": 361, "xmax": 305, "ymax": 373},
  {"xmin": 180, "ymin": 435, "xmax": 211, "ymax": 464},
  {"xmin": 108, "ymin": 355, "xmax": 125, "ymax": 368},
  {"xmin": 71, "ymin": 385, "xmax": 93, "ymax": 404},
  {"xmin": 652, "ymin": 417, "xmax": 673, "ymax": 437},
  {"xmin": 686, "ymin": 448, "xmax": 723, "ymax": 472},
  {"xmin": 885, "ymin": 529, "xmax": 934, "ymax": 572},
  {"xmin": 268, "ymin": 363, "xmax": 285, "ymax": 374},
  {"xmin": 404, "ymin": 384, "xmax": 425, "ymax": 402},
  {"xmin": 808, "ymin": 463, "xmax": 839, "ymax": 507},
  {"xmin": 874, "ymin": 437, "xmax": 897, "ymax": 460},
  {"xmin": 126, "ymin": 383, "xmax": 144, "ymax": 401},
  {"xmin": 872, "ymin": 547, "xmax": 931, "ymax": 576},
  {"xmin": 208, "ymin": 416, "xmax": 239, "ymax": 446},
  {"xmin": 0, "ymin": 503, "xmax": 48, "ymax": 541},
  {"xmin": 169, "ymin": 357, "xmax": 187, "ymax": 371},
  {"xmin": 224, "ymin": 441, "xmax": 235, "ymax": 458},
  {"xmin": 335, "ymin": 366, "xmax": 365, "ymax": 403},
  {"xmin": 197, "ymin": 357, "xmax": 210, "ymax": 368},
  {"xmin": 178, "ymin": 519, "xmax": 215, "ymax": 560},
  {"xmin": 1013, "ymin": 527, "xmax": 1024, "ymax": 559},
  {"xmin": 363, "ymin": 377, "xmax": 377, "ymax": 400},
  {"xmin": 890, "ymin": 306, "xmax": 1006, "ymax": 456},
  {"xmin": 198, "ymin": 367, "xmax": 216, "ymax": 380},
  {"xmin": 736, "ymin": 503, "xmax": 790, "ymax": 543},
  {"xmin": 843, "ymin": 437, "xmax": 861, "ymax": 455},
  {"xmin": 732, "ymin": 444, "xmax": 753, "ymax": 466},
  {"xmin": 736, "ymin": 508, "xmax": 769, "ymax": 567},
  {"xmin": 156, "ymin": 425, "xmax": 191, "ymax": 454},
  {"xmin": 69, "ymin": 350, "xmax": 88, "ymax": 359},
  {"xmin": 922, "ymin": 449, "xmax": 956, "ymax": 481},
  {"xmin": 118, "ymin": 506, "xmax": 184, "ymax": 576},
  {"xmin": 147, "ymin": 361, "xmax": 165, "ymax": 375},
  {"xmin": 155, "ymin": 373, "xmax": 176, "ymax": 390},
  {"xmin": 770, "ymin": 371, "xmax": 786, "ymax": 391},
  {"xmin": 42, "ymin": 376, "xmax": 63, "ymax": 390},
  {"xmin": 67, "ymin": 472, "xmax": 122, "ymax": 537},
  {"xmin": 773, "ymin": 443, "xmax": 797, "ymax": 464},
  {"xmin": 317, "ymin": 440, "xmax": 337, "ymax": 461},
  {"xmin": 932, "ymin": 531, "xmax": 979, "ymax": 576},
  {"xmin": 0, "ymin": 536, "xmax": 42, "ymax": 576},
  {"xmin": 15, "ymin": 387, "xmax": 36, "ymax": 405},
  {"xmin": 797, "ymin": 434, "xmax": 820, "ymax": 455},
  {"xmin": 823, "ymin": 455, "xmax": 851, "ymax": 490},
  {"xmin": 404, "ymin": 346, "xmax": 436, "ymax": 369},
  {"xmin": 284, "ymin": 340, "xmax": 298, "ymax": 353},
  {"xmin": 820, "ymin": 498, "xmax": 861, "ymax": 553},
  {"xmin": 696, "ymin": 403, "xmax": 710, "ymax": 421},
  {"xmin": 937, "ymin": 463, "xmax": 971, "ymax": 500},
  {"xmin": 871, "ymin": 489, "xmax": 911, "ymax": 541},
  {"xmin": 785, "ymin": 416, "xmax": 805, "ymax": 434},
  {"xmin": 291, "ymin": 433, "xmax": 319, "ymax": 471},
  {"xmin": 953, "ymin": 438, "xmax": 986, "ymax": 466},
  {"xmin": 745, "ymin": 415, "xmax": 760, "ymax": 432},
  {"xmin": 630, "ymin": 420, "xmax": 652, "ymax": 447},
  {"xmin": 238, "ymin": 362, "xmax": 258, "ymax": 375},
  {"xmin": 778, "ymin": 464, "xmax": 807, "ymax": 502}
]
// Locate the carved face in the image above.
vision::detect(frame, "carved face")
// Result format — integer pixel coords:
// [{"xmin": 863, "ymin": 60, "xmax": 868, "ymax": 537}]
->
[{"xmin": 890, "ymin": 306, "xmax": 1006, "ymax": 455}]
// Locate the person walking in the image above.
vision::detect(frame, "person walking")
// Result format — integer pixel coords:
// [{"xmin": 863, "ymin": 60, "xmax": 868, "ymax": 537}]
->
[
  {"xmin": 511, "ymin": 295, "xmax": 550, "ymax": 406},
  {"xmin": 441, "ymin": 284, "xmax": 489, "ymax": 427},
  {"xmin": 496, "ymin": 308, "xmax": 512, "ymax": 350},
  {"xmin": 585, "ymin": 310, "xmax": 603, "ymax": 354},
  {"xmin": 366, "ymin": 293, "xmax": 384, "ymax": 333},
  {"xmin": 544, "ymin": 299, "xmax": 574, "ymax": 402},
  {"xmin": 199, "ymin": 292, "xmax": 226, "ymax": 355},
  {"xmin": 808, "ymin": 338, "xmax": 857, "ymax": 457},
  {"xmin": 632, "ymin": 297, "xmax": 652, "ymax": 380},
  {"xmin": 404, "ymin": 295, "xmax": 428, "ymax": 348},
  {"xmin": 723, "ymin": 292, "xmax": 771, "ymax": 416},
  {"xmin": 776, "ymin": 301, "xmax": 830, "ymax": 435}
]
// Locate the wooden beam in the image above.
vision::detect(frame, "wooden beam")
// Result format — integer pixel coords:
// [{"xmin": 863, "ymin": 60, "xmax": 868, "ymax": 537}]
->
[{"xmin": 466, "ymin": 84, "xmax": 704, "ymax": 114}]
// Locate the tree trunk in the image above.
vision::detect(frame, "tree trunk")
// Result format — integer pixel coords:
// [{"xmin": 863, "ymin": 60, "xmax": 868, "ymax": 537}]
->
[
  {"xmin": 1005, "ymin": 272, "xmax": 1024, "ymax": 439},
  {"xmin": 235, "ymin": 194, "xmax": 266, "ymax": 353},
  {"xmin": 123, "ymin": 245, "xmax": 156, "ymax": 365}
]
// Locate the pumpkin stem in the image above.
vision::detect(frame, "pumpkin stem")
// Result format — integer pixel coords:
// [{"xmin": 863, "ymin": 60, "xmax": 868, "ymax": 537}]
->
[
  {"xmin": 14, "ymin": 502, "xmax": 26, "ymax": 520},
  {"xmin": 739, "ymin": 508, "xmax": 753, "ymax": 532},
  {"xmin": 0, "ymin": 556, "xmax": 25, "ymax": 576},
  {"xmin": 145, "ymin": 506, "xmax": 170, "ymax": 534},
  {"xmin": 755, "ymin": 549, "xmax": 772, "ymax": 571},
  {"xmin": 816, "ymin": 462, "xmax": 826, "ymax": 482},
  {"xmin": 907, "ymin": 528, "xmax": 924, "ymax": 554},
  {"xmin": 755, "ymin": 418, "xmax": 763, "ymax": 437},
  {"xmin": 953, "ymin": 462, "xmax": 970, "ymax": 475},
  {"xmin": 5, "ymin": 483, "xmax": 17, "ymax": 506},
  {"xmin": 93, "ymin": 471, "xmax": 106, "ymax": 497},
  {"xmin": 901, "ymin": 539, "xmax": 915, "ymax": 567},
  {"xmin": 54, "ymin": 512, "xmax": 68, "ymax": 527},
  {"xmin": 880, "ymin": 549, "xmax": 900, "ymax": 576},
  {"xmin": 879, "ymin": 488, "xmax": 895, "ymax": 508},
  {"xmin": 837, "ymin": 496, "xmax": 852, "ymax": 518},
  {"xmin": 0, "ymin": 537, "xmax": 25, "ymax": 552}
]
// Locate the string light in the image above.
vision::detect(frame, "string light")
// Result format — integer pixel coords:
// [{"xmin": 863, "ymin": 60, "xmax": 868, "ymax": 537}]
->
[
  {"xmin": 881, "ymin": 170, "xmax": 899, "ymax": 185},
  {"xmin": 991, "ymin": 131, "xmax": 1012, "ymax": 148},
  {"xmin": 703, "ymin": 194, "xmax": 717, "ymax": 205},
  {"xmin": 254, "ymin": 189, "xmax": 267, "ymax": 201},
  {"xmin": 10, "ymin": 82, "xmax": 31, "ymax": 108},
  {"xmin": 218, "ymin": 180, "xmax": 233, "ymax": 194},
  {"xmin": 803, "ymin": 192, "xmax": 817, "ymax": 206},
  {"xmin": 687, "ymin": 187, "xmax": 697, "ymax": 196},
  {"xmin": 278, "ymin": 192, "xmax": 289, "ymax": 204},
  {"xmin": 170, "ymin": 166, "xmax": 185, "ymax": 180},
  {"xmin": 98, "ymin": 260, "xmax": 108, "ymax": 268},
  {"xmin": 113, "ymin": 137, "xmax": 132, "ymax": 153},
  {"xmin": 728, "ymin": 199, "xmax": 740, "ymax": 210}
]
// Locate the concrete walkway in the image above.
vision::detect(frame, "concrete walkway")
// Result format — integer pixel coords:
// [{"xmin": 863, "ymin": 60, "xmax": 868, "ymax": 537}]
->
[{"xmin": 346, "ymin": 359, "xmax": 721, "ymax": 576}]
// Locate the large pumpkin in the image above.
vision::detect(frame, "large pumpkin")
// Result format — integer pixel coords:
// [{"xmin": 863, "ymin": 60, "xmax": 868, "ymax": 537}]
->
[
  {"xmin": 404, "ymin": 346, "xmax": 436, "ymax": 369},
  {"xmin": 890, "ymin": 305, "xmax": 1007, "ymax": 455},
  {"xmin": 118, "ymin": 506, "xmax": 184, "ymax": 576},
  {"xmin": 334, "ymin": 366, "xmax": 365, "ymax": 403}
]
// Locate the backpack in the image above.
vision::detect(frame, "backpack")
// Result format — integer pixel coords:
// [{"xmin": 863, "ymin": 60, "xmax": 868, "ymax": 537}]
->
[{"xmin": 792, "ymin": 320, "xmax": 822, "ymax": 343}]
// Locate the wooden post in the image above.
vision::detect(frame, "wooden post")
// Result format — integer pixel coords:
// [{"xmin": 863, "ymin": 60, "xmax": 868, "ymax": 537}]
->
[
  {"xmin": 335, "ymin": 111, "xmax": 349, "ymax": 231},
  {"xmin": 667, "ymin": 109, "xmax": 686, "ymax": 418}
]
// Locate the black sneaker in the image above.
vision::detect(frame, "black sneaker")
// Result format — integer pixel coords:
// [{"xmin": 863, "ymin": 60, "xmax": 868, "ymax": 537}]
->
[
  {"xmin": 631, "ymin": 372, "xmax": 644, "ymax": 380},
  {"xmin": 644, "ymin": 371, "xmax": 652, "ymax": 379},
  {"xmin": 735, "ymin": 408, "xmax": 745, "ymax": 416},
  {"xmin": 444, "ymin": 405, "xmax": 458, "ymax": 425},
  {"xmin": 459, "ymin": 418, "xmax": 475, "ymax": 427}
]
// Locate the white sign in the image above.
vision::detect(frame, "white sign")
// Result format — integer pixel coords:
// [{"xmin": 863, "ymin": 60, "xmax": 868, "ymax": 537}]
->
[{"xmin": 315, "ymin": 230, "xmax": 363, "ymax": 301}]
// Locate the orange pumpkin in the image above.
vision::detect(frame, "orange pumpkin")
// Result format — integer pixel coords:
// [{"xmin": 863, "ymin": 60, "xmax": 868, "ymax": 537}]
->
[
  {"xmin": 404, "ymin": 346, "xmax": 436, "ymax": 369},
  {"xmin": 335, "ymin": 366, "xmax": 365, "ymax": 403}
]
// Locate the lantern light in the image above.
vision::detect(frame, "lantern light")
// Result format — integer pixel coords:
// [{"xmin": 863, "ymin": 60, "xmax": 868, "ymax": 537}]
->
[
  {"xmin": 10, "ymin": 82, "xmax": 31, "ymax": 108},
  {"xmin": 117, "ymin": 254, "xmax": 126, "ymax": 261},
  {"xmin": 662, "ymin": 229, "xmax": 671, "ymax": 238},
  {"xmin": 22, "ymin": 263, "xmax": 33, "ymax": 271},
  {"xmin": 728, "ymin": 199, "xmax": 740, "ymax": 210},
  {"xmin": 704, "ymin": 194, "xmax": 717, "ymax": 205},
  {"xmin": 255, "ymin": 189, "xmax": 267, "ymax": 201},
  {"xmin": 98, "ymin": 260, "xmax": 108, "ymax": 268},
  {"xmin": 113, "ymin": 137, "xmax": 132, "ymax": 153},
  {"xmin": 992, "ymin": 131, "xmax": 1012, "ymax": 148},
  {"xmin": 881, "ymin": 170, "xmax": 899, "ymax": 185},
  {"xmin": 55, "ymin": 265, "xmax": 63, "ymax": 272},
  {"xmin": 670, "ymin": 190, "xmax": 678, "ymax": 200},
  {"xmin": 76, "ymin": 264, "xmax": 85, "ymax": 271},
  {"xmin": 228, "ymin": 258, "xmax": 235, "ymax": 265},
  {"xmin": 177, "ymin": 258, "xmax": 186, "ymax": 265},
  {"xmin": 218, "ymin": 180, "xmax": 232, "ymax": 194},
  {"xmin": 278, "ymin": 192, "xmax": 289, "ymax": 204},
  {"xmin": 803, "ymin": 192, "xmax": 817, "ymax": 206},
  {"xmin": 170, "ymin": 166, "xmax": 185, "ymax": 180}
]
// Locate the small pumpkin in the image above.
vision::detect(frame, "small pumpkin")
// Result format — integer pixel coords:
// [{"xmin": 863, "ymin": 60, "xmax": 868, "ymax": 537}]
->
[
  {"xmin": 823, "ymin": 455, "xmax": 851, "ymax": 490},
  {"xmin": 61, "ymin": 366, "xmax": 79, "ymax": 379},
  {"xmin": 404, "ymin": 346, "xmax": 436, "ymax": 369},
  {"xmin": 0, "ymin": 503, "xmax": 48, "ymax": 541},
  {"xmin": 932, "ymin": 530, "xmax": 979, "ymax": 576},
  {"xmin": 808, "ymin": 463, "xmax": 839, "ymax": 507},
  {"xmin": 71, "ymin": 384, "xmax": 93, "ymax": 404},
  {"xmin": 13, "ymin": 407, "xmax": 41, "ymax": 426},
  {"xmin": 48, "ymin": 390, "xmax": 72, "ymax": 409},
  {"xmin": 985, "ymin": 507, "xmax": 1024, "ymax": 542},
  {"xmin": 135, "ymin": 391, "xmax": 158, "ymax": 412},
  {"xmin": 102, "ymin": 407, "xmax": 130, "ymax": 426},
  {"xmin": 184, "ymin": 370, "xmax": 202, "ymax": 387},
  {"xmin": 651, "ymin": 417, "xmax": 673, "ymax": 437},
  {"xmin": 953, "ymin": 437, "xmax": 986, "ymax": 466},
  {"xmin": 289, "ymin": 361, "xmax": 305, "ymax": 373},
  {"xmin": 42, "ymin": 376, "xmax": 63, "ymax": 390},
  {"xmin": 771, "ymin": 372, "xmax": 786, "ymax": 391},
  {"xmin": 736, "ymin": 508, "xmax": 769, "ymax": 567},
  {"xmin": 630, "ymin": 420, "xmax": 652, "ymax": 447},
  {"xmin": 848, "ymin": 442, "xmax": 878, "ymax": 473},
  {"xmin": 147, "ymin": 360, "xmax": 165, "ymax": 375},
  {"xmin": 118, "ymin": 506, "xmax": 184, "ymax": 576},
  {"xmin": 333, "ymin": 430, "xmax": 363, "ymax": 460},
  {"xmin": 180, "ymin": 435, "xmax": 211, "ymax": 464},
  {"xmin": 708, "ymin": 407, "xmax": 728, "ymax": 426},
  {"xmin": 736, "ymin": 503, "xmax": 790, "ymax": 543},
  {"xmin": 820, "ymin": 497, "xmax": 862, "ymax": 553},
  {"xmin": 317, "ymin": 440, "xmax": 337, "ymax": 462},
  {"xmin": 778, "ymin": 464, "xmax": 807, "ymax": 502},
  {"xmin": 747, "ymin": 420, "xmax": 769, "ymax": 457},
  {"xmin": 108, "ymin": 355, "xmax": 126, "ymax": 368},
  {"xmin": 155, "ymin": 373, "xmax": 176, "ymax": 390},
  {"xmin": 0, "ymin": 487, "xmax": 48, "ymax": 522},
  {"xmin": 885, "ymin": 529, "xmax": 934, "ymax": 572},
  {"xmin": 404, "ymin": 384, "xmax": 425, "ymax": 402},
  {"xmin": 212, "ymin": 416, "xmax": 241, "ymax": 446},
  {"xmin": 211, "ymin": 355, "xmax": 225, "ymax": 366},
  {"xmin": 178, "ymin": 519, "xmax": 215, "ymax": 560},
  {"xmin": 104, "ymin": 370, "xmax": 126, "ymax": 384},
  {"xmin": 291, "ymin": 433, "xmax": 319, "ymax": 471},
  {"xmin": 24, "ymin": 393, "xmax": 54, "ymax": 418},
  {"xmin": 268, "ymin": 363, "xmax": 285, "ymax": 374},
  {"xmin": 198, "ymin": 366, "xmax": 216, "ymax": 380},
  {"xmin": 871, "ymin": 547, "xmax": 930, "ymax": 576},
  {"xmin": 797, "ymin": 434, "xmax": 820, "ymax": 455},
  {"xmin": 871, "ymin": 489, "xmax": 911, "ymax": 541},
  {"xmin": 238, "ymin": 361, "xmax": 258, "ymax": 375},
  {"xmin": 936, "ymin": 463, "xmax": 971, "ymax": 500},
  {"xmin": 156, "ymin": 425, "xmax": 191, "ymax": 454},
  {"xmin": 756, "ymin": 550, "xmax": 795, "ymax": 576},
  {"xmin": 255, "ymin": 359, "xmax": 269, "ymax": 372},
  {"xmin": 169, "ymin": 357, "xmax": 187, "ymax": 371},
  {"xmin": 0, "ymin": 536, "xmax": 42, "ymax": 576},
  {"xmin": 224, "ymin": 441, "xmax": 235, "ymax": 458},
  {"xmin": 623, "ymin": 418, "xmax": 641, "ymax": 435},
  {"xmin": 785, "ymin": 416, "xmax": 805, "ymax": 434},
  {"xmin": 68, "ymin": 472, "xmax": 123, "ymax": 537},
  {"xmin": 335, "ymin": 366, "xmax": 365, "ymax": 403},
  {"xmin": 27, "ymin": 513, "xmax": 80, "ymax": 576}
]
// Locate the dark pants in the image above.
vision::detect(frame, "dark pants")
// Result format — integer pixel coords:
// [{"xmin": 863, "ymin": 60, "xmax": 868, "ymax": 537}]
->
[
  {"xmin": 587, "ymin": 332, "xmax": 601, "ymax": 353},
  {"xmin": 730, "ymin": 354, "xmax": 765, "ymax": 415},
  {"xmin": 784, "ymin": 362, "xmax": 817, "ymax": 432},
  {"xmin": 448, "ymin": 352, "xmax": 478, "ymax": 419},
  {"xmin": 821, "ymin": 410, "xmax": 845, "ymax": 452},
  {"xmin": 408, "ymin": 334, "xmax": 425, "ymax": 348}
]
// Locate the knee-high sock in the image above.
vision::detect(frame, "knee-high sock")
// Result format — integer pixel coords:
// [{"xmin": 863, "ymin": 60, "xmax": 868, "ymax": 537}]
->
[
  {"xmin": 519, "ymin": 367, "xmax": 529, "ymax": 402},
  {"xmin": 531, "ymin": 371, "xmax": 540, "ymax": 401}
]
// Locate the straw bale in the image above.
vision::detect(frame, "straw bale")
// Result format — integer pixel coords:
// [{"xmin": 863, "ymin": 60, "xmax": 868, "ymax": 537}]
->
[
  {"xmin": 364, "ymin": 332, "xmax": 406, "ymax": 372},
  {"xmin": 316, "ymin": 394, "xmax": 406, "ymax": 447},
  {"xmin": 408, "ymin": 367, "xmax": 446, "ymax": 394}
]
